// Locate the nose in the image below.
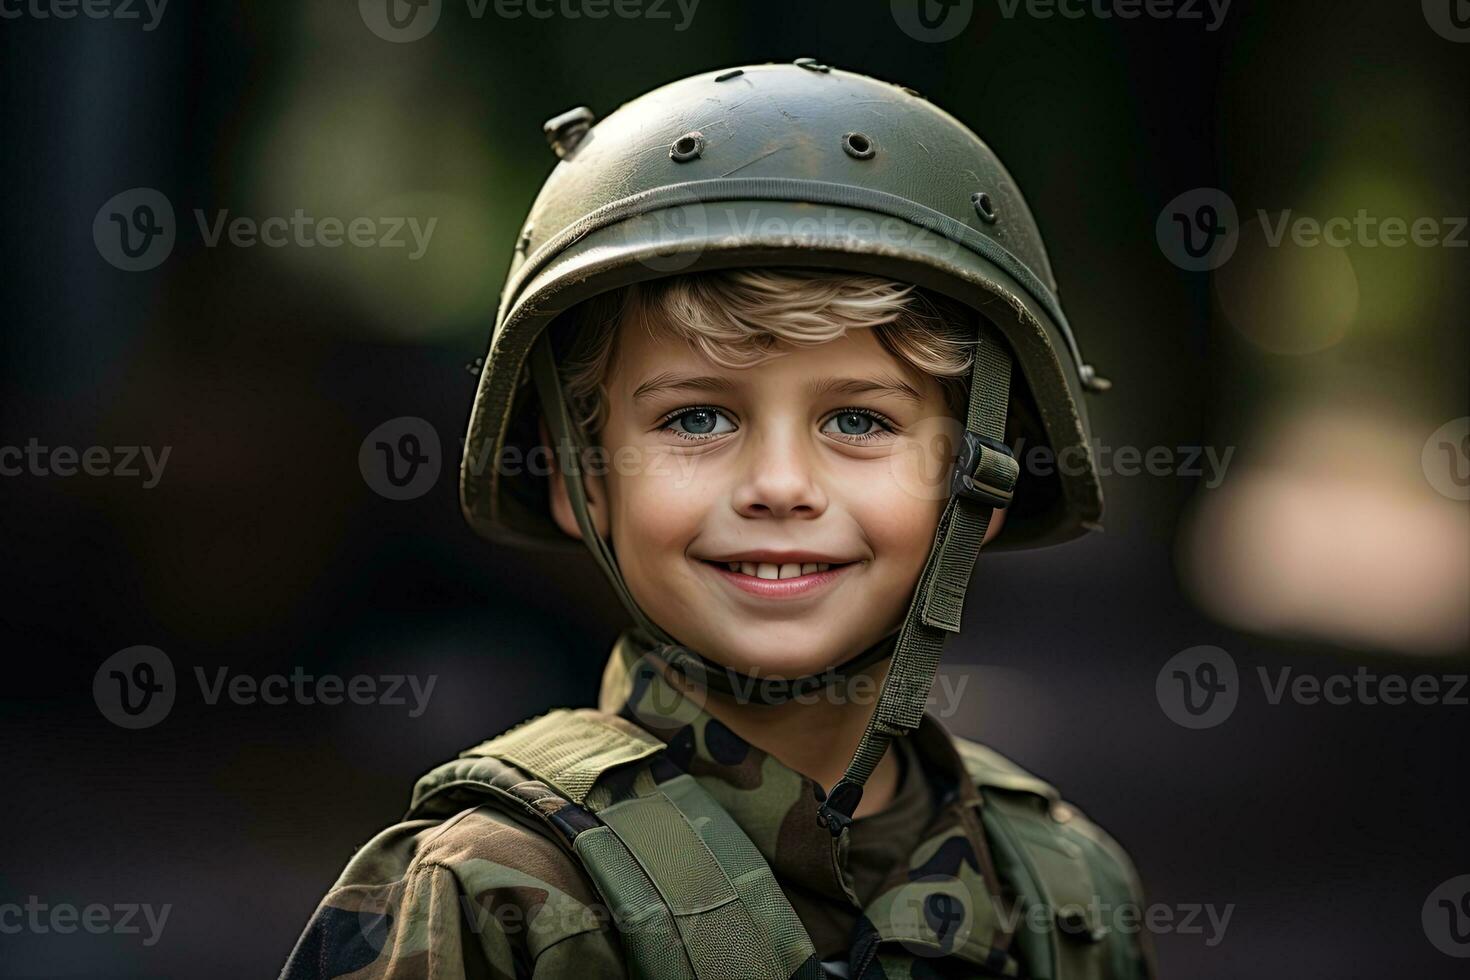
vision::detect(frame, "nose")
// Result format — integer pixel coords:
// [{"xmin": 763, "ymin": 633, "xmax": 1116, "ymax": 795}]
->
[{"xmin": 730, "ymin": 428, "xmax": 829, "ymax": 520}]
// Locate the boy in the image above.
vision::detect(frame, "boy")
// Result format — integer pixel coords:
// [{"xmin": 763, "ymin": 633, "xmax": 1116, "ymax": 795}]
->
[{"xmin": 282, "ymin": 61, "xmax": 1153, "ymax": 979}]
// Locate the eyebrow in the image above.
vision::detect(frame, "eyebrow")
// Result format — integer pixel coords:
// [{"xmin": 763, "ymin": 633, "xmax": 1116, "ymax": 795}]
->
[{"xmin": 630, "ymin": 372, "xmax": 924, "ymax": 404}]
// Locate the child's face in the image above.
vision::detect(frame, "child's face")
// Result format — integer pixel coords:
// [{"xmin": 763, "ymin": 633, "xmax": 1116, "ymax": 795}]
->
[{"xmin": 551, "ymin": 321, "xmax": 982, "ymax": 681}]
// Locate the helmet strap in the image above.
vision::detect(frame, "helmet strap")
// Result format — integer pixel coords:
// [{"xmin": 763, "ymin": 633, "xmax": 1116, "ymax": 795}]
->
[{"xmin": 816, "ymin": 327, "xmax": 1018, "ymax": 835}]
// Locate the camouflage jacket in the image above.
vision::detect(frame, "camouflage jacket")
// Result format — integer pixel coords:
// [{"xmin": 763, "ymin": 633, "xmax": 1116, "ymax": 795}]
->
[{"xmin": 281, "ymin": 634, "xmax": 1155, "ymax": 979}]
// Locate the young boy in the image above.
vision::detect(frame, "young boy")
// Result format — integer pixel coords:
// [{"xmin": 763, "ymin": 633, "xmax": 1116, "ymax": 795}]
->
[{"xmin": 282, "ymin": 62, "xmax": 1154, "ymax": 980}]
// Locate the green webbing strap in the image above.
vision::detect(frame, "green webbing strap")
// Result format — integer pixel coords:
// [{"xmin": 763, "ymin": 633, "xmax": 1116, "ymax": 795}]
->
[
  {"xmin": 481, "ymin": 707, "xmax": 821, "ymax": 980},
  {"xmin": 817, "ymin": 329, "xmax": 1017, "ymax": 831},
  {"xmin": 591, "ymin": 775, "xmax": 821, "ymax": 980}
]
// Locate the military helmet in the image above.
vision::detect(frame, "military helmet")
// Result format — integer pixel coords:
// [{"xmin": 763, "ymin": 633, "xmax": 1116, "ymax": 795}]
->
[{"xmin": 460, "ymin": 59, "xmax": 1107, "ymax": 829}]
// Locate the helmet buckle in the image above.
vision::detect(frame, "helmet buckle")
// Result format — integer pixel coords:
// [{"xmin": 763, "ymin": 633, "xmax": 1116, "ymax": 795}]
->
[{"xmin": 951, "ymin": 431, "xmax": 1018, "ymax": 510}]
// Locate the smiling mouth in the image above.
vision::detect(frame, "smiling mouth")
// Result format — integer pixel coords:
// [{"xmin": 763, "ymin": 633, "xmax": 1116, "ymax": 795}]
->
[
  {"xmin": 695, "ymin": 558, "xmax": 859, "ymax": 599},
  {"xmin": 700, "ymin": 559, "xmax": 850, "ymax": 580}
]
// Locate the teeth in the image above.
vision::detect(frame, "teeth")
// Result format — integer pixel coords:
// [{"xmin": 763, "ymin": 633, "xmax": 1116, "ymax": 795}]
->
[{"xmin": 718, "ymin": 560, "xmax": 840, "ymax": 577}]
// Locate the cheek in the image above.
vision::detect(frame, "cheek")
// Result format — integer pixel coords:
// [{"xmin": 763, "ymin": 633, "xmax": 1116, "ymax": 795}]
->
[
  {"xmin": 853, "ymin": 485, "xmax": 944, "ymax": 568},
  {"xmin": 606, "ymin": 456, "xmax": 712, "ymax": 560}
]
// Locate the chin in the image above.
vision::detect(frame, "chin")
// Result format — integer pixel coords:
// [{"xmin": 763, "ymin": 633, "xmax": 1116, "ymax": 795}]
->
[{"xmin": 694, "ymin": 624, "xmax": 860, "ymax": 681}]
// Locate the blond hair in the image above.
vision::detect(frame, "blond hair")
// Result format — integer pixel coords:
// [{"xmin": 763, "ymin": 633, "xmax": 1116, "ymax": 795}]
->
[{"xmin": 554, "ymin": 268, "xmax": 976, "ymax": 435}]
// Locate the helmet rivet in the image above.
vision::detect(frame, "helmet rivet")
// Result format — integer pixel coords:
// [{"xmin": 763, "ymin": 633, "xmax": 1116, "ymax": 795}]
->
[
  {"xmin": 841, "ymin": 132, "xmax": 875, "ymax": 160},
  {"xmin": 715, "ymin": 68, "xmax": 744, "ymax": 82},
  {"xmin": 794, "ymin": 57, "xmax": 831, "ymax": 73},
  {"xmin": 972, "ymin": 191, "xmax": 998, "ymax": 224},
  {"xmin": 669, "ymin": 131, "xmax": 705, "ymax": 163}
]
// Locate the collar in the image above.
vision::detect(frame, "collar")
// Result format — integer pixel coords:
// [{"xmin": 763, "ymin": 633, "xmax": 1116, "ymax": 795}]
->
[{"xmin": 598, "ymin": 631, "xmax": 1020, "ymax": 973}]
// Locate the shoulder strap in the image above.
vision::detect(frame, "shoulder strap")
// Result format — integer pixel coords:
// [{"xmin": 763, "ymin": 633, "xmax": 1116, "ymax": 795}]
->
[
  {"xmin": 411, "ymin": 709, "xmax": 822, "ymax": 980},
  {"xmin": 953, "ymin": 736, "xmax": 1154, "ymax": 980}
]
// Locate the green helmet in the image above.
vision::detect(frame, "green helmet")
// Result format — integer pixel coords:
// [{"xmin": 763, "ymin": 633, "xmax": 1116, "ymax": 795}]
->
[{"xmin": 461, "ymin": 59, "xmax": 1107, "ymax": 831}]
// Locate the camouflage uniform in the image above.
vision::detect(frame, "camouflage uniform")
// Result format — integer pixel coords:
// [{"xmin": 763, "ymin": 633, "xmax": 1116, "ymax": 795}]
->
[{"xmin": 281, "ymin": 635, "xmax": 1155, "ymax": 979}]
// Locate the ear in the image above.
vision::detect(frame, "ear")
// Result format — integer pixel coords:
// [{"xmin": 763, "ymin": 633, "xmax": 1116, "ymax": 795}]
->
[{"xmin": 539, "ymin": 415, "xmax": 611, "ymax": 542}]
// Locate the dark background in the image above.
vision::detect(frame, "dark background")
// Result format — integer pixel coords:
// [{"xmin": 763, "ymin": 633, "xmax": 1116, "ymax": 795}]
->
[{"xmin": 2, "ymin": 1, "xmax": 1467, "ymax": 977}]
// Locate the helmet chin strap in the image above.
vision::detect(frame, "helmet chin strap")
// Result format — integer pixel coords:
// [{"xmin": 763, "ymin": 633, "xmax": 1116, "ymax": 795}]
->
[{"xmin": 528, "ymin": 325, "xmax": 1018, "ymax": 828}]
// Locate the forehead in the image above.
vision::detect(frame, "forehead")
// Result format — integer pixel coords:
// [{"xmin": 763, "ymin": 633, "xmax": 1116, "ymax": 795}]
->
[{"xmin": 608, "ymin": 318, "xmax": 939, "ymax": 396}]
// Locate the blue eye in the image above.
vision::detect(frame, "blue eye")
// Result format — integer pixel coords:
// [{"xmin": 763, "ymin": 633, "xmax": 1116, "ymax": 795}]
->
[
  {"xmin": 663, "ymin": 407, "xmax": 736, "ymax": 439},
  {"xmin": 821, "ymin": 409, "xmax": 894, "ymax": 441}
]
